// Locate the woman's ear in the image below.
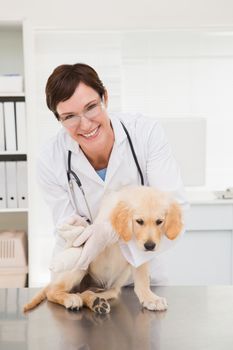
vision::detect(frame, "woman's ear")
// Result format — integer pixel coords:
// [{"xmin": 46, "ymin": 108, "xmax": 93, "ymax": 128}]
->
[
  {"xmin": 110, "ymin": 201, "xmax": 133, "ymax": 242},
  {"xmin": 164, "ymin": 202, "xmax": 183, "ymax": 240}
]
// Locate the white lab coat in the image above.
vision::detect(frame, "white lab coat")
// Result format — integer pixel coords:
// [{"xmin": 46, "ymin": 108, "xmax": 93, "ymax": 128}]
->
[{"xmin": 37, "ymin": 113, "xmax": 189, "ymax": 284}]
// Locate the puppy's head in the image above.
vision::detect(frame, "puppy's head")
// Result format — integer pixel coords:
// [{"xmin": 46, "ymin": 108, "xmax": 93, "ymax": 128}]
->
[{"xmin": 110, "ymin": 187, "xmax": 183, "ymax": 252}]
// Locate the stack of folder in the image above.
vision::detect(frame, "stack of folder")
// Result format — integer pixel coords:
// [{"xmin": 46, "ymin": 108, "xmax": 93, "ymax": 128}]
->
[
  {"xmin": 0, "ymin": 101, "xmax": 27, "ymax": 152},
  {"xmin": 0, "ymin": 99, "xmax": 27, "ymax": 209},
  {"xmin": 0, "ymin": 161, "xmax": 27, "ymax": 209}
]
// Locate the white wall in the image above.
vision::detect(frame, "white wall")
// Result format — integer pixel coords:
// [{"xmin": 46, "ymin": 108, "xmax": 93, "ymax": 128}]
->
[
  {"xmin": 1, "ymin": 0, "xmax": 233, "ymax": 28},
  {"xmin": 120, "ymin": 29, "xmax": 233, "ymax": 188}
]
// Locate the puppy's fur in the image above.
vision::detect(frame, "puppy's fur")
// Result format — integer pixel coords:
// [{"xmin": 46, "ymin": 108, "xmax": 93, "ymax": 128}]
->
[{"xmin": 24, "ymin": 186, "xmax": 183, "ymax": 314}]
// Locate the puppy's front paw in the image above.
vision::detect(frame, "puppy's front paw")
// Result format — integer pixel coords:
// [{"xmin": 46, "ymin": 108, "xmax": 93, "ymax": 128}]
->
[
  {"xmin": 142, "ymin": 296, "xmax": 168, "ymax": 311},
  {"xmin": 64, "ymin": 294, "xmax": 83, "ymax": 310}
]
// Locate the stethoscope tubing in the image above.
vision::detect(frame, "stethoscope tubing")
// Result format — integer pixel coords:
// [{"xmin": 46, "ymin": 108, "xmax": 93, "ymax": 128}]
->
[{"xmin": 67, "ymin": 121, "xmax": 144, "ymax": 223}]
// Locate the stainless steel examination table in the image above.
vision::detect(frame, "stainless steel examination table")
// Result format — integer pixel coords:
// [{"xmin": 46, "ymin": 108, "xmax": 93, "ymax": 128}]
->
[{"xmin": 1, "ymin": 286, "xmax": 233, "ymax": 350}]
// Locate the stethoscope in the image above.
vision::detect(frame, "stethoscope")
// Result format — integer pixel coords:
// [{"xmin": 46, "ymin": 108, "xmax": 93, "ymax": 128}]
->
[{"xmin": 67, "ymin": 121, "xmax": 144, "ymax": 223}]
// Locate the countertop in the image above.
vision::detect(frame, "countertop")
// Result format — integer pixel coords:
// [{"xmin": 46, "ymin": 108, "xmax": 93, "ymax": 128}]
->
[
  {"xmin": 1, "ymin": 286, "xmax": 233, "ymax": 350},
  {"xmin": 186, "ymin": 190, "xmax": 233, "ymax": 204}
]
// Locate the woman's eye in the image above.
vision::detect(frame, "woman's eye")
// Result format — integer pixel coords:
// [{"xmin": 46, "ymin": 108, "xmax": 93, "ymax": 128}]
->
[
  {"xmin": 64, "ymin": 115, "xmax": 74, "ymax": 121},
  {"xmin": 86, "ymin": 103, "xmax": 97, "ymax": 111},
  {"xmin": 136, "ymin": 219, "xmax": 144, "ymax": 225},
  {"xmin": 156, "ymin": 219, "xmax": 163, "ymax": 225}
]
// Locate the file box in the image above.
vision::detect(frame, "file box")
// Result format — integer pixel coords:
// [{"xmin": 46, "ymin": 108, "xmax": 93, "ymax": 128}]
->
[{"xmin": 0, "ymin": 231, "xmax": 28, "ymax": 287}]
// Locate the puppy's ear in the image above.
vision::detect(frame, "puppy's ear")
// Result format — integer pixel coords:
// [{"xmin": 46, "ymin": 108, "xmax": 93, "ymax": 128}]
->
[
  {"xmin": 164, "ymin": 202, "xmax": 183, "ymax": 240},
  {"xmin": 110, "ymin": 201, "xmax": 133, "ymax": 242}
]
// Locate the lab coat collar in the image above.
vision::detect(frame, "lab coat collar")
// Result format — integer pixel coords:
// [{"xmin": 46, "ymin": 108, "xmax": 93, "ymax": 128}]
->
[
  {"xmin": 109, "ymin": 113, "xmax": 128, "ymax": 145},
  {"xmin": 63, "ymin": 128, "xmax": 80, "ymax": 154}
]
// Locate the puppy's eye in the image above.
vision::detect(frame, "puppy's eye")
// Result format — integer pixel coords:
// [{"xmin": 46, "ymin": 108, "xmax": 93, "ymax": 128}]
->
[
  {"xmin": 156, "ymin": 219, "xmax": 163, "ymax": 225},
  {"xmin": 136, "ymin": 219, "xmax": 144, "ymax": 225}
]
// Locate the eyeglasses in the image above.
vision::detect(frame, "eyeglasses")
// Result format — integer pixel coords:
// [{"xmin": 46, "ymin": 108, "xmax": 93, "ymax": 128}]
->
[{"xmin": 59, "ymin": 100, "xmax": 104, "ymax": 128}]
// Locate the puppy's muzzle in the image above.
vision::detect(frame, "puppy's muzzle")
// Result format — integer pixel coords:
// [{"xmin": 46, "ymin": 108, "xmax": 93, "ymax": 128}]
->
[{"xmin": 144, "ymin": 241, "xmax": 156, "ymax": 251}]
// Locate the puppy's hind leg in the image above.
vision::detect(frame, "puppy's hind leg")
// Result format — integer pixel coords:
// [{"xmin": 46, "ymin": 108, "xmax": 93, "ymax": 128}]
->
[{"xmin": 47, "ymin": 270, "xmax": 86, "ymax": 310}]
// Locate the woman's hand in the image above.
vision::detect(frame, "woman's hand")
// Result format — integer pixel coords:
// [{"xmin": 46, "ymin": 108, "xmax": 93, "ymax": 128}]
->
[
  {"xmin": 52, "ymin": 219, "xmax": 119, "ymax": 273},
  {"xmin": 72, "ymin": 222, "xmax": 119, "ymax": 270},
  {"xmin": 65, "ymin": 214, "xmax": 89, "ymax": 227},
  {"xmin": 57, "ymin": 214, "xmax": 89, "ymax": 247}
]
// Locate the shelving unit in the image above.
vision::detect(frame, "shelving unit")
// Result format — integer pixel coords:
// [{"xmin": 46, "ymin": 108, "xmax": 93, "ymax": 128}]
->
[
  {"xmin": 0, "ymin": 152, "xmax": 27, "ymax": 155},
  {"xmin": 0, "ymin": 93, "xmax": 25, "ymax": 97},
  {"xmin": 0, "ymin": 22, "xmax": 28, "ymax": 287},
  {"xmin": 0, "ymin": 208, "xmax": 28, "ymax": 213}
]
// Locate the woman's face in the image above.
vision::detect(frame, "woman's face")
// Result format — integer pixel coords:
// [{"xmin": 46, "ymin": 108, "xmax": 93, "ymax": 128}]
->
[{"xmin": 56, "ymin": 82, "xmax": 114, "ymax": 158}]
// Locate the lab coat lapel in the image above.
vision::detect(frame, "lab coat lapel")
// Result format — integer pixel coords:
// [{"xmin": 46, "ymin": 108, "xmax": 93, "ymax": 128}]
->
[
  {"xmin": 105, "ymin": 142, "xmax": 125, "ymax": 185},
  {"xmin": 104, "ymin": 116, "xmax": 127, "ymax": 185}
]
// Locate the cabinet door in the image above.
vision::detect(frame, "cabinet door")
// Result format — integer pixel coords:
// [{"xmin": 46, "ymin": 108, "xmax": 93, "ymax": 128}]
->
[
  {"xmin": 163, "ymin": 231, "xmax": 232, "ymax": 285},
  {"xmin": 185, "ymin": 204, "xmax": 233, "ymax": 231}
]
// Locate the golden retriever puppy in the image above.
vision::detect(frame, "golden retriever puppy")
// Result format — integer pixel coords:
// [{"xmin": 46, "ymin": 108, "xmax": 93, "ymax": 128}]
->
[{"xmin": 23, "ymin": 186, "xmax": 183, "ymax": 314}]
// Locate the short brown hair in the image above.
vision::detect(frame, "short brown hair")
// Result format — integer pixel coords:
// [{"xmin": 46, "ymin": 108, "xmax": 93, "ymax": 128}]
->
[{"xmin": 45, "ymin": 63, "xmax": 106, "ymax": 120}]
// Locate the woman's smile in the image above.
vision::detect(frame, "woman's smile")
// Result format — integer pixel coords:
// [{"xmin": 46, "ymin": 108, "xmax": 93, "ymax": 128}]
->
[{"xmin": 80, "ymin": 126, "xmax": 100, "ymax": 139}]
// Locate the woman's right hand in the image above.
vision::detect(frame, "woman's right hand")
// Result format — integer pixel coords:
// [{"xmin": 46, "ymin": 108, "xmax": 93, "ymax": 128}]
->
[
  {"xmin": 57, "ymin": 214, "xmax": 89, "ymax": 246},
  {"xmin": 65, "ymin": 214, "xmax": 89, "ymax": 227}
]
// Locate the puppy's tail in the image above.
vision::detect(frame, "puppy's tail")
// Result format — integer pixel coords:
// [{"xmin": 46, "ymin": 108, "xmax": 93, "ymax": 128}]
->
[{"xmin": 23, "ymin": 287, "xmax": 48, "ymax": 312}]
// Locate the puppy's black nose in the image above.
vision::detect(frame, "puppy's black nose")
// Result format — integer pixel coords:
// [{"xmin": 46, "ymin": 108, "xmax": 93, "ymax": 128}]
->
[{"xmin": 144, "ymin": 241, "xmax": 156, "ymax": 251}]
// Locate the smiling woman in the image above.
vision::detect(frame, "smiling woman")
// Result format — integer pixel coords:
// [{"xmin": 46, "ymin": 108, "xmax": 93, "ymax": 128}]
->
[
  {"xmin": 45, "ymin": 64, "xmax": 115, "ymax": 170},
  {"xmin": 37, "ymin": 62, "xmax": 188, "ymax": 286}
]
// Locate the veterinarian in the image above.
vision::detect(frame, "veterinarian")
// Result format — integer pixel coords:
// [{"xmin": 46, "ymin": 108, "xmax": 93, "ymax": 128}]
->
[{"xmin": 37, "ymin": 63, "xmax": 188, "ymax": 284}]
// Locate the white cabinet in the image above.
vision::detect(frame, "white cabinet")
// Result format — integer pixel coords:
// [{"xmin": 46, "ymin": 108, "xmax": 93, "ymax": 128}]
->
[{"xmin": 164, "ymin": 200, "xmax": 233, "ymax": 285}]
